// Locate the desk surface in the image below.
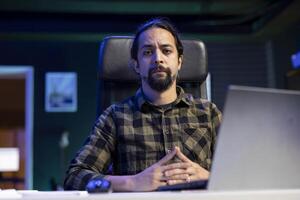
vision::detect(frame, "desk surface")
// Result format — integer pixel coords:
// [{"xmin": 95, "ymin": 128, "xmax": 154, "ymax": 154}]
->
[{"xmin": 2, "ymin": 189, "xmax": 300, "ymax": 200}]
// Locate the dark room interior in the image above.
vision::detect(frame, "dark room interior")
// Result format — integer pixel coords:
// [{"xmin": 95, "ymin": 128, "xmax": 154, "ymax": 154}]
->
[{"xmin": 0, "ymin": 0, "xmax": 300, "ymax": 191}]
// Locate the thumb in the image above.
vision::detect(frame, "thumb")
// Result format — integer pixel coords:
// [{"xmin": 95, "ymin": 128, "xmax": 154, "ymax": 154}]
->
[
  {"xmin": 175, "ymin": 146, "xmax": 192, "ymax": 163},
  {"xmin": 157, "ymin": 148, "xmax": 177, "ymax": 165}
]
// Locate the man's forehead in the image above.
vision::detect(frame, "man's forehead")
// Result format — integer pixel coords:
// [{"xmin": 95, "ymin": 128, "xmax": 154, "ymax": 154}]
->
[{"xmin": 138, "ymin": 28, "xmax": 176, "ymax": 47}]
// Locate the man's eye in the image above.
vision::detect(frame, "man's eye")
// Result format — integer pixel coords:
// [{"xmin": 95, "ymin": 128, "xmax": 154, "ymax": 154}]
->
[
  {"xmin": 163, "ymin": 49, "xmax": 172, "ymax": 54},
  {"xmin": 143, "ymin": 50, "xmax": 152, "ymax": 56}
]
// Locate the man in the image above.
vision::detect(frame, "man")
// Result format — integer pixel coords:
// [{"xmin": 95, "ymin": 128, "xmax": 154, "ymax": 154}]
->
[{"xmin": 64, "ymin": 18, "xmax": 222, "ymax": 192}]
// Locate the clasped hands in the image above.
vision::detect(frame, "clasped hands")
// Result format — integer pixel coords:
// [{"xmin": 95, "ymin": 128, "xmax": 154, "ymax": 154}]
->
[{"xmin": 132, "ymin": 146, "xmax": 209, "ymax": 191}]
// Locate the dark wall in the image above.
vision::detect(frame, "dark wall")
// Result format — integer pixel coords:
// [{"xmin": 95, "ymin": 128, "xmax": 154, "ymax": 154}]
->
[
  {"xmin": 206, "ymin": 41, "xmax": 268, "ymax": 109},
  {"xmin": 0, "ymin": 40, "xmax": 99, "ymax": 190},
  {"xmin": 271, "ymin": 21, "xmax": 300, "ymax": 89}
]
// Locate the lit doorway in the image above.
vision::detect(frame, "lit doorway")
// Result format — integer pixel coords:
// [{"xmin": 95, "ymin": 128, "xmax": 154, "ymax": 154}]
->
[{"xmin": 0, "ymin": 66, "xmax": 33, "ymax": 189}]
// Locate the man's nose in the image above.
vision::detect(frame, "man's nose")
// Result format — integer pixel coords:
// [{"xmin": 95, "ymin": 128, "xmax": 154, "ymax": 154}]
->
[{"xmin": 153, "ymin": 51, "xmax": 163, "ymax": 64}]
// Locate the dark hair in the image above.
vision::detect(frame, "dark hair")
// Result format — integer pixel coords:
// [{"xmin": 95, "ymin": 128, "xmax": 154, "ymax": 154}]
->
[{"xmin": 130, "ymin": 18, "xmax": 183, "ymax": 60}]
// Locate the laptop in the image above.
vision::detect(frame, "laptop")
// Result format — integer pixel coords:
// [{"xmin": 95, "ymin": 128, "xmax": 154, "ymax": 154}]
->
[{"xmin": 158, "ymin": 85, "xmax": 300, "ymax": 191}]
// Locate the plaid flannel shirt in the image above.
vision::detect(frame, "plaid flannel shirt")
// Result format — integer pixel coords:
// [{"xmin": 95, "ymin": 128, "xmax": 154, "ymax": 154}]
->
[{"xmin": 64, "ymin": 86, "xmax": 222, "ymax": 190}]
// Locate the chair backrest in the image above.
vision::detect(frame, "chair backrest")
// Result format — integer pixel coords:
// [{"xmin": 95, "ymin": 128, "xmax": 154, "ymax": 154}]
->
[{"xmin": 97, "ymin": 36, "xmax": 208, "ymax": 115}]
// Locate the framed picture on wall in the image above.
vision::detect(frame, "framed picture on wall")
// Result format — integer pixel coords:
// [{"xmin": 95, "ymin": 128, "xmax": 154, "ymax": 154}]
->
[{"xmin": 45, "ymin": 72, "xmax": 77, "ymax": 112}]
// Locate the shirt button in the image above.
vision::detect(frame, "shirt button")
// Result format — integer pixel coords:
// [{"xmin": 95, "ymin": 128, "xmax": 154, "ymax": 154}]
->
[{"xmin": 167, "ymin": 149, "xmax": 172, "ymax": 154}]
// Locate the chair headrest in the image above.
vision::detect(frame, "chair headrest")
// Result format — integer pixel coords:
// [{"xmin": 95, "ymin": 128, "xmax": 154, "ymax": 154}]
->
[{"xmin": 98, "ymin": 36, "xmax": 207, "ymax": 83}]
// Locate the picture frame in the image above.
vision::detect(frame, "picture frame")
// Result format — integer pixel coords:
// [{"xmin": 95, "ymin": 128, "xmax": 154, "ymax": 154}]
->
[{"xmin": 45, "ymin": 72, "xmax": 77, "ymax": 112}]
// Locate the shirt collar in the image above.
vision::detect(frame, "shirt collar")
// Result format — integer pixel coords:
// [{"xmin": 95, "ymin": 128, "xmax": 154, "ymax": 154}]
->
[{"xmin": 134, "ymin": 86, "xmax": 192, "ymax": 112}]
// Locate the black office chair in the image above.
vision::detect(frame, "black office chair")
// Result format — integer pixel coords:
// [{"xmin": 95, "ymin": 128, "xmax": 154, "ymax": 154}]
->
[{"xmin": 97, "ymin": 36, "xmax": 208, "ymax": 116}]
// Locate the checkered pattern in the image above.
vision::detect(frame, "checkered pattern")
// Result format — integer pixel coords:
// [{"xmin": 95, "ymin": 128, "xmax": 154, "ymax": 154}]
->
[{"xmin": 64, "ymin": 87, "xmax": 222, "ymax": 190}]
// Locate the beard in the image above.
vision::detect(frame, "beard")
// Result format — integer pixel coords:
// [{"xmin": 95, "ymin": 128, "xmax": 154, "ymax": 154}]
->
[{"xmin": 143, "ymin": 65, "xmax": 177, "ymax": 92}]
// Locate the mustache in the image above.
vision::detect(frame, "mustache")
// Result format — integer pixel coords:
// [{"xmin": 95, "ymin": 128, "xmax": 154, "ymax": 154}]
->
[{"xmin": 150, "ymin": 65, "xmax": 170, "ymax": 74}]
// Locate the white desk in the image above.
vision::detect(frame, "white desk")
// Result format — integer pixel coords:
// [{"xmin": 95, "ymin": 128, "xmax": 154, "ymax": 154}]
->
[{"xmin": 2, "ymin": 189, "xmax": 300, "ymax": 200}]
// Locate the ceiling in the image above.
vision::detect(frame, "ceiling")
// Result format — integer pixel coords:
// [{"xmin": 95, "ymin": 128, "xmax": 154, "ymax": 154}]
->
[{"xmin": 0, "ymin": 0, "xmax": 299, "ymax": 40}]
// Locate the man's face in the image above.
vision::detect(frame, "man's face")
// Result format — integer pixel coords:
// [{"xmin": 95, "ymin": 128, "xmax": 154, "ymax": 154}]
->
[{"xmin": 135, "ymin": 27, "xmax": 182, "ymax": 92}]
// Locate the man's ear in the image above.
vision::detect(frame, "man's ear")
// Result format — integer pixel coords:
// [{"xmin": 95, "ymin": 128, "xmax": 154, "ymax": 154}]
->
[
  {"xmin": 178, "ymin": 55, "xmax": 183, "ymax": 71},
  {"xmin": 129, "ymin": 59, "xmax": 139, "ymax": 74}
]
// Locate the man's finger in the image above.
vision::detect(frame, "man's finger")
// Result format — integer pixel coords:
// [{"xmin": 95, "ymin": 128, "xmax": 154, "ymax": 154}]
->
[
  {"xmin": 162, "ymin": 162, "xmax": 192, "ymax": 172},
  {"xmin": 157, "ymin": 148, "xmax": 177, "ymax": 165},
  {"xmin": 165, "ymin": 174, "xmax": 189, "ymax": 180},
  {"xmin": 164, "ymin": 168, "xmax": 188, "ymax": 177},
  {"xmin": 175, "ymin": 147, "xmax": 192, "ymax": 163},
  {"xmin": 167, "ymin": 179, "xmax": 186, "ymax": 185}
]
